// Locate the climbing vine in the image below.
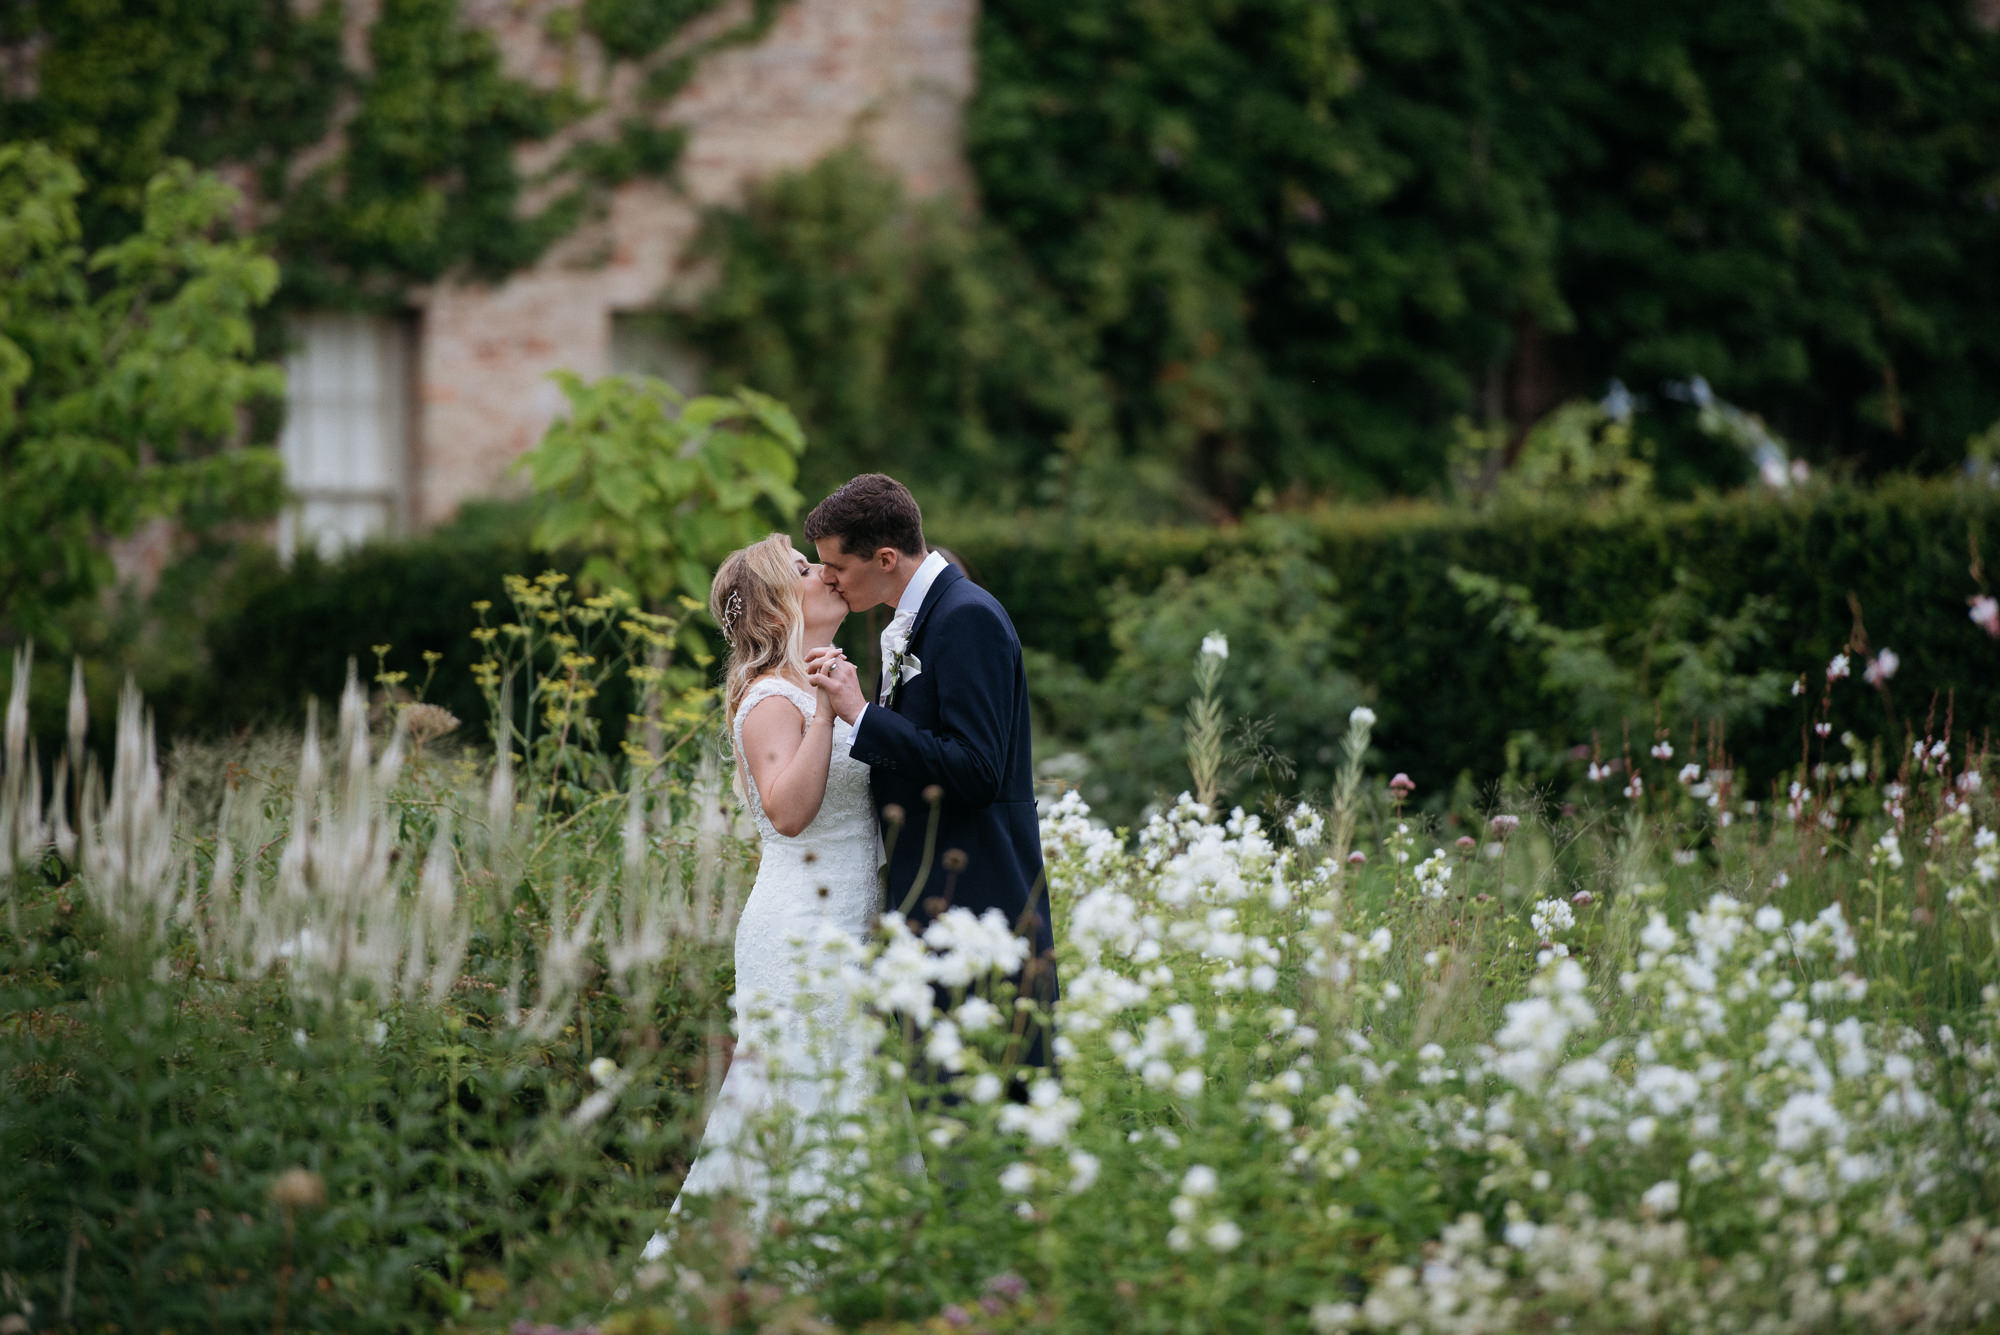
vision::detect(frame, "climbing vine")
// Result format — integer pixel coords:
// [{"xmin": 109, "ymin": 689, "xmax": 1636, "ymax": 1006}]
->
[{"xmin": 0, "ymin": 0, "xmax": 797, "ymax": 306}]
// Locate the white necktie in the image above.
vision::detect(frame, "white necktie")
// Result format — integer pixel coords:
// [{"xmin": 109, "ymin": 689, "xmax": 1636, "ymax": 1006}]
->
[{"xmin": 879, "ymin": 609, "xmax": 914, "ymax": 703}]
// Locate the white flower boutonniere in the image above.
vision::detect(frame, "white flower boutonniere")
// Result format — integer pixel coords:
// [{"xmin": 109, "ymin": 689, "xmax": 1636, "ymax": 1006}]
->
[{"xmin": 885, "ymin": 647, "xmax": 923, "ymax": 702}]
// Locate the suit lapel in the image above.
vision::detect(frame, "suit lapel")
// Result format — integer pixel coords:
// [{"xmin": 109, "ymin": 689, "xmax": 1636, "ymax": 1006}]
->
[
  {"xmin": 889, "ymin": 564, "xmax": 960, "ymax": 711},
  {"xmin": 904, "ymin": 563, "xmax": 961, "ymax": 653}
]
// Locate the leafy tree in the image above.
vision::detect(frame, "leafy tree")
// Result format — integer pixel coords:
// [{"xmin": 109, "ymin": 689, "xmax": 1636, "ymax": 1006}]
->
[
  {"xmin": 0, "ymin": 143, "xmax": 286, "ymax": 645},
  {"xmin": 671, "ymin": 151, "xmax": 1120, "ymax": 513},
  {"xmin": 514, "ymin": 372, "xmax": 807, "ymax": 622},
  {"xmin": 970, "ymin": 0, "xmax": 2000, "ymax": 492}
]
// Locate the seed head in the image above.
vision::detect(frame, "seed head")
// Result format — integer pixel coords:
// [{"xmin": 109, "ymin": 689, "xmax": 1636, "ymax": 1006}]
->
[
  {"xmin": 269, "ymin": 1167, "xmax": 327, "ymax": 1212},
  {"xmin": 942, "ymin": 848, "xmax": 969, "ymax": 872},
  {"xmin": 883, "ymin": 804, "xmax": 906, "ymax": 826},
  {"xmin": 923, "ymin": 784, "xmax": 944, "ymax": 805}
]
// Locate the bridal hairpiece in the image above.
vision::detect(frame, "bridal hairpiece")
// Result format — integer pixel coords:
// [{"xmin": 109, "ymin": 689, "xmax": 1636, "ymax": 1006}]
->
[{"xmin": 720, "ymin": 588, "xmax": 745, "ymax": 642}]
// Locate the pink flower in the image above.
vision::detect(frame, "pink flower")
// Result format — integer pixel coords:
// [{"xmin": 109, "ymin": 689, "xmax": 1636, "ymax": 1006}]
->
[
  {"xmin": 1570, "ymin": 890, "xmax": 1594, "ymax": 907},
  {"xmin": 1348, "ymin": 850, "xmax": 1368, "ymax": 865},
  {"xmin": 1863, "ymin": 649, "xmax": 1899, "ymax": 686},
  {"xmin": 1456, "ymin": 835, "xmax": 1476, "ymax": 850},
  {"xmin": 1489, "ymin": 814, "xmax": 1520, "ymax": 835},
  {"xmin": 1389, "ymin": 773, "xmax": 1416, "ymax": 797},
  {"xmin": 1972, "ymin": 596, "xmax": 2000, "ymax": 638}
]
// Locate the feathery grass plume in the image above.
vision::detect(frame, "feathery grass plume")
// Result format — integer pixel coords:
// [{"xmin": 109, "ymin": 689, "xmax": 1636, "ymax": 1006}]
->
[
  {"xmin": 77, "ymin": 677, "xmax": 182, "ymax": 950},
  {"xmin": 2, "ymin": 647, "xmax": 48, "ymax": 934},
  {"xmin": 608, "ymin": 782, "xmax": 671, "ymax": 1024},
  {"xmin": 1185, "ymin": 633, "xmax": 1229, "ymax": 811},
  {"xmin": 515, "ymin": 883, "xmax": 605, "ymax": 1043},
  {"xmin": 1329, "ymin": 705, "xmax": 1374, "ymax": 867}
]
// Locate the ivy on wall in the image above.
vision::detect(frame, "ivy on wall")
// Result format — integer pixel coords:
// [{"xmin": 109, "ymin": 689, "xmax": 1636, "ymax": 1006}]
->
[
  {"xmin": 0, "ymin": 0, "xmax": 795, "ymax": 307},
  {"xmin": 967, "ymin": 0, "xmax": 2000, "ymax": 491},
  {"xmin": 674, "ymin": 0, "xmax": 2000, "ymax": 512}
]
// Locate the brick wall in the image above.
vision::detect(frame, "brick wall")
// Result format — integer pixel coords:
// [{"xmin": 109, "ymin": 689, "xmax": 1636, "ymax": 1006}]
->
[{"xmin": 408, "ymin": 0, "xmax": 978, "ymax": 523}]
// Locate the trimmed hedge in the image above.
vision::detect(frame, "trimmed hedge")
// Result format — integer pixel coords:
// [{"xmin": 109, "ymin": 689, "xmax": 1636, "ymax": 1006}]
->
[
  {"xmin": 156, "ymin": 502, "xmax": 564, "ymax": 743},
  {"xmin": 938, "ymin": 479, "xmax": 2000, "ymax": 801},
  {"xmin": 132, "ymin": 481, "xmax": 2000, "ymax": 809}
]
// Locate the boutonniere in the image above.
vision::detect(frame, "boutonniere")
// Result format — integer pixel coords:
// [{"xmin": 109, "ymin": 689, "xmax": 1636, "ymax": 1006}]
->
[{"xmin": 885, "ymin": 645, "xmax": 923, "ymax": 702}]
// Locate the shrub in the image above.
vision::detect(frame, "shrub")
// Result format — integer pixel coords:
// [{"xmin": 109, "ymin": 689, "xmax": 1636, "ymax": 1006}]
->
[{"xmin": 942, "ymin": 479, "xmax": 2000, "ymax": 808}]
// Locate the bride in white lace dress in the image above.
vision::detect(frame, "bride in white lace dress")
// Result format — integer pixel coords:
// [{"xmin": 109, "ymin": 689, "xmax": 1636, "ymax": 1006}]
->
[{"xmin": 645, "ymin": 534, "xmax": 882, "ymax": 1259}]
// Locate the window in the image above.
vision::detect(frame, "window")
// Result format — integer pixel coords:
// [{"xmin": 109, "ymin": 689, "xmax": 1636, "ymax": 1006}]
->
[{"xmin": 278, "ymin": 313, "xmax": 413, "ymax": 559}]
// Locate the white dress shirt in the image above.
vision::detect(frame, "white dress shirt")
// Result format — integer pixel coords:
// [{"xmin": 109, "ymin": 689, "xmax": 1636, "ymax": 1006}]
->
[{"xmin": 859, "ymin": 549, "xmax": 949, "ymax": 723}]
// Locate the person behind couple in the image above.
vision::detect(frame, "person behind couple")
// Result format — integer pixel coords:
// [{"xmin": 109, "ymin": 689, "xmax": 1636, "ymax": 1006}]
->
[
  {"xmin": 800, "ymin": 474, "xmax": 1060, "ymax": 1073},
  {"xmin": 651, "ymin": 534, "xmax": 879, "ymax": 1239}
]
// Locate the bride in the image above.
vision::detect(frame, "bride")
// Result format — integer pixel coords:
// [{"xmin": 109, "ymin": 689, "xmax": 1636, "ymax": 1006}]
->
[{"xmin": 644, "ymin": 533, "xmax": 882, "ymax": 1260}]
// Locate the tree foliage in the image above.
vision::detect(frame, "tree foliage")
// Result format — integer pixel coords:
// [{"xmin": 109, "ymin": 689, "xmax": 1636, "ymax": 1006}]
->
[
  {"xmin": 515, "ymin": 373, "xmax": 807, "ymax": 615},
  {"xmin": 678, "ymin": 1, "xmax": 2000, "ymax": 512},
  {"xmin": 970, "ymin": 0, "xmax": 2000, "ymax": 491},
  {"xmin": 0, "ymin": 143, "xmax": 286, "ymax": 645},
  {"xmin": 0, "ymin": 0, "xmax": 795, "ymax": 306}
]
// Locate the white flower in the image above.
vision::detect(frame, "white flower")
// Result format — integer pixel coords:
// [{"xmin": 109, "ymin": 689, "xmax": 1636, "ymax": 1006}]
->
[
  {"xmin": 1204, "ymin": 1219, "xmax": 1244, "ymax": 1252},
  {"xmin": 1530, "ymin": 898, "xmax": 1576, "ymax": 938},
  {"xmin": 1651, "ymin": 740, "xmax": 1674, "ymax": 760},
  {"xmin": 922, "ymin": 907, "xmax": 1032, "ymax": 987},
  {"xmin": 1311, "ymin": 1302, "xmax": 1359, "ymax": 1334},
  {"xmin": 969, "ymin": 1072, "xmax": 1005, "ymax": 1105},
  {"xmin": 1349, "ymin": 706, "xmax": 1377, "ymax": 730},
  {"xmin": 1827, "ymin": 653, "xmax": 1850, "ymax": 682},
  {"xmin": 1641, "ymin": 1180, "xmax": 1681, "ymax": 1215},
  {"xmin": 998, "ymin": 1162, "xmax": 1038, "ymax": 1195},
  {"xmin": 924, "ymin": 1019, "xmax": 966, "ymax": 1073},
  {"xmin": 998, "ymin": 1078, "xmax": 1082, "ymax": 1146},
  {"xmin": 1627, "ymin": 1115, "xmax": 1658, "ymax": 1146},
  {"xmin": 1182, "ymin": 1164, "xmax": 1219, "ymax": 1198},
  {"xmin": 1864, "ymin": 648, "xmax": 1899, "ymax": 685},
  {"xmin": 1201, "ymin": 632, "xmax": 1230, "ymax": 660},
  {"xmin": 1067, "ymin": 1151, "xmax": 1100, "ymax": 1194},
  {"xmin": 954, "ymin": 996, "xmax": 1001, "ymax": 1034},
  {"xmin": 588, "ymin": 1057, "xmax": 619, "ymax": 1087}
]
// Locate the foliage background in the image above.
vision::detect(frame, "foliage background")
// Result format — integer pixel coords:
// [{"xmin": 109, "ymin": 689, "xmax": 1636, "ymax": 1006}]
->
[{"xmin": 675, "ymin": 0, "xmax": 2000, "ymax": 510}]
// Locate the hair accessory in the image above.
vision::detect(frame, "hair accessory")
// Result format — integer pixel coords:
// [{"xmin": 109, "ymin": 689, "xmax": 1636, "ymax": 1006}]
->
[{"xmin": 720, "ymin": 588, "xmax": 745, "ymax": 641}]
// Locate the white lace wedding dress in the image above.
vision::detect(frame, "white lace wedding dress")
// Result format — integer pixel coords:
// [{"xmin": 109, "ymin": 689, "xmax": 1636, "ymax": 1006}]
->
[{"xmin": 648, "ymin": 677, "xmax": 882, "ymax": 1254}]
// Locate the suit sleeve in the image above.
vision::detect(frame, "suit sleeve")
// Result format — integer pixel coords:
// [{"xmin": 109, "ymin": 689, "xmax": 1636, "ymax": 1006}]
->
[{"xmin": 849, "ymin": 599, "xmax": 1011, "ymax": 807}]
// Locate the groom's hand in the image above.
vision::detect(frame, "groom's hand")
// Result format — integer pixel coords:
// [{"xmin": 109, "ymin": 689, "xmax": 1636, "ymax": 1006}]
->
[{"xmin": 805, "ymin": 647, "xmax": 867, "ymax": 724}]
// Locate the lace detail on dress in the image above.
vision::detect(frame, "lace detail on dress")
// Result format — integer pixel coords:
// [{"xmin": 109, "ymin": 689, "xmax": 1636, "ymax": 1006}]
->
[{"xmin": 656, "ymin": 676, "xmax": 883, "ymax": 1230}]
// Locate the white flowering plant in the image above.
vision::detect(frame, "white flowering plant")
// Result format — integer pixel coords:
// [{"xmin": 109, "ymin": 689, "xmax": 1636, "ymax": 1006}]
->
[{"xmin": 7, "ymin": 616, "xmax": 2000, "ymax": 1334}]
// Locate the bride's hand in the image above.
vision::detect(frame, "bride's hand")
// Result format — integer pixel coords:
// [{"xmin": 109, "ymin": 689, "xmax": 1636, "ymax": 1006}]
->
[{"xmin": 806, "ymin": 652, "xmax": 866, "ymax": 725}]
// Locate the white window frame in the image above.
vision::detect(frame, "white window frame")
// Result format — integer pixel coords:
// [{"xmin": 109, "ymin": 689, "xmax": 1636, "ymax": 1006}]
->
[{"xmin": 278, "ymin": 312, "xmax": 415, "ymax": 560}]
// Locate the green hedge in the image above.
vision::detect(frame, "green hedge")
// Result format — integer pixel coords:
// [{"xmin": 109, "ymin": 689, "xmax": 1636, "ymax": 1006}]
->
[
  {"xmin": 120, "ymin": 481, "xmax": 2000, "ymax": 812},
  {"xmin": 148, "ymin": 502, "xmax": 563, "ymax": 743},
  {"xmin": 939, "ymin": 479, "xmax": 2000, "ymax": 802}
]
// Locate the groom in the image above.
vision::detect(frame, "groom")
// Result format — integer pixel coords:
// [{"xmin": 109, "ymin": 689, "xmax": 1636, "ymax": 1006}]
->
[{"xmin": 801, "ymin": 474, "xmax": 1058, "ymax": 1071}]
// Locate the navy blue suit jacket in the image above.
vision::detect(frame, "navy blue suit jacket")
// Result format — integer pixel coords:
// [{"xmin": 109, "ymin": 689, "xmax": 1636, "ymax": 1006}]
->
[{"xmin": 849, "ymin": 565, "xmax": 1060, "ymax": 1015}]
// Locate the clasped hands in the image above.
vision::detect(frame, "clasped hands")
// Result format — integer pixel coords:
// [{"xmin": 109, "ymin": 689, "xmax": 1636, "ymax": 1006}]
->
[{"xmin": 805, "ymin": 646, "xmax": 867, "ymax": 724}]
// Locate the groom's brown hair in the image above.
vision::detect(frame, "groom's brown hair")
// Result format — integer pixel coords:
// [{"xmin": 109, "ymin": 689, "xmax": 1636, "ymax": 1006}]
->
[{"xmin": 804, "ymin": 473, "xmax": 926, "ymax": 558}]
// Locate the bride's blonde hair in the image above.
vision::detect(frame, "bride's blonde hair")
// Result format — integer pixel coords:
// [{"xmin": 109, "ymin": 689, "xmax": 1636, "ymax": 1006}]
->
[{"xmin": 710, "ymin": 534, "xmax": 809, "ymax": 787}]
